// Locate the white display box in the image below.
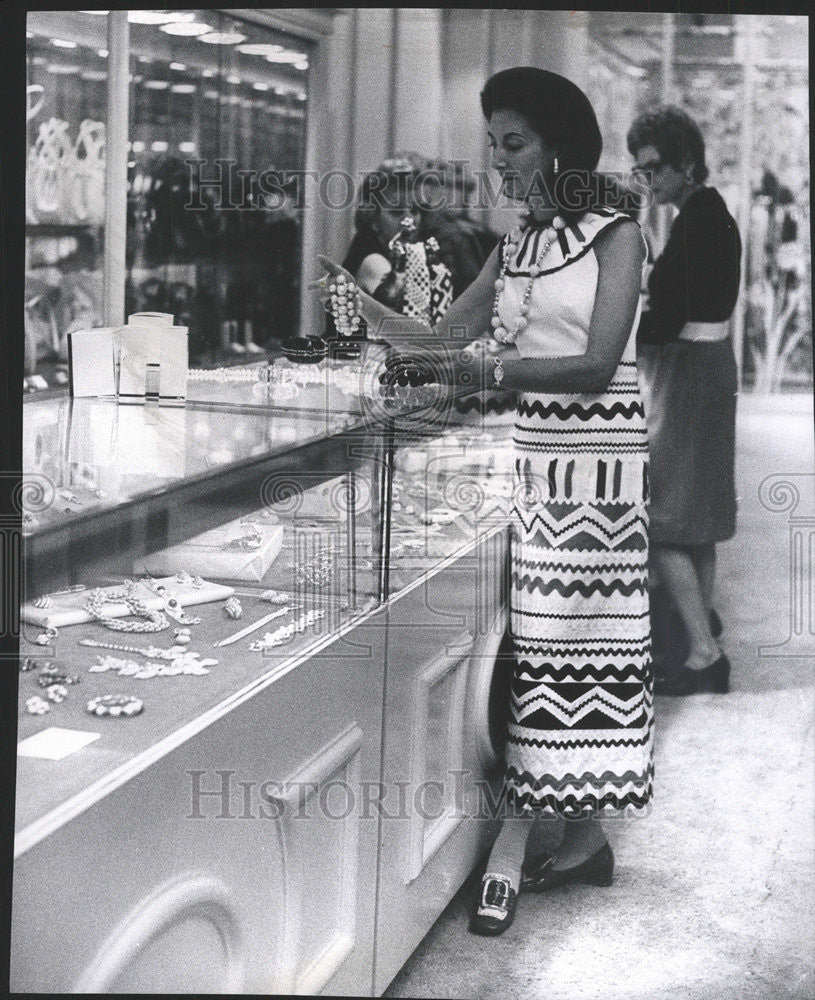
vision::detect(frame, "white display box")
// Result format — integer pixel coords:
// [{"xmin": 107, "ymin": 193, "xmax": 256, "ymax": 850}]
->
[
  {"xmin": 67, "ymin": 327, "xmax": 118, "ymax": 397},
  {"xmin": 68, "ymin": 320, "xmax": 188, "ymax": 401},
  {"xmin": 117, "ymin": 324, "xmax": 188, "ymax": 401},
  {"xmin": 139, "ymin": 517, "xmax": 285, "ymax": 582}
]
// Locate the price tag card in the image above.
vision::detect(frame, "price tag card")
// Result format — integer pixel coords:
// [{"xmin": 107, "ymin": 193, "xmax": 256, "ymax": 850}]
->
[{"xmin": 17, "ymin": 727, "xmax": 101, "ymax": 761}]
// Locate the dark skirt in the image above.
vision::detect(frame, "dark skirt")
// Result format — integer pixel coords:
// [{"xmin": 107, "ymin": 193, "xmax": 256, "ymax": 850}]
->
[{"xmin": 639, "ymin": 339, "xmax": 737, "ymax": 546}]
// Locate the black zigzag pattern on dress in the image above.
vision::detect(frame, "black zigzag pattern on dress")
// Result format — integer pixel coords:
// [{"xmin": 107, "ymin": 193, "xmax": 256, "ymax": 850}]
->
[
  {"xmin": 517, "ymin": 399, "xmax": 645, "ymax": 421},
  {"xmin": 514, "ymin": 528, "xmax": 648, "ymax": 553},
  {"xmin": 516, "ymin": 558, "xmax": 647, "ymax": 573},
  {"xmin": 516, "ymin": 661, "xmax": 651, "ymax": 682},
  {"xmin": 512, "ymin": 572, "xmax": 647, "ymax": 598},
  {"xmin": 517, "ymin": 509, "xmax": 648, "ymax": 537},
  {"xmin": 504, "ymin": 765, "xmax": 655, "ymax": 788},
  {"xmin": 512, "ymin": 641, "xmax": 651, "ymax": 656},
  {"xmin": 509, "ymin": 732, "xmax": 653, "ymax": 749},
  {"xmin": 505, "ymin": 787, "xmax": 652, "ymax": 815}
]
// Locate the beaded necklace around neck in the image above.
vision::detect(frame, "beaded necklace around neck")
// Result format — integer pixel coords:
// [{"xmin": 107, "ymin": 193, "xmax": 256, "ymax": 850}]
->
[{"xmin": 488, "ymin": 208, "xmax": 566, "ymax": 345}]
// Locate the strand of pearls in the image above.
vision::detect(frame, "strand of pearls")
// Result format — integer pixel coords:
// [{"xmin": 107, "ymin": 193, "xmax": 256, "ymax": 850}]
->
[
  {"xmin": 328, "ymin": 273, "xmax": 362, "ymax": 338},
  {"xmin": 188, "ymin": 366, "xmax": 267, "ymax": 383},
  {"xmin": 490, "ymin": 212, "xmax": 567, "ymax": 345}
]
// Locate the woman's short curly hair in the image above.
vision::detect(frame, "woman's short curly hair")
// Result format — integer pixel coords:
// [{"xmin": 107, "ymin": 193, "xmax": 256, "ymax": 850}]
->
[
  {"xmin": 626, "ymin": 106, "xmax": 709, "ymax": 184},
  {"xmin": 353, "ymin": 166, "xmax": 417, "ymax": 238}
]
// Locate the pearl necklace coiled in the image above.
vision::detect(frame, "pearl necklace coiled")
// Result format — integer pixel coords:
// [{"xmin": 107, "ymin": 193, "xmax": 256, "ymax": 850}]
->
[{"xmin": 489, "ymin": 212, "xmax": 567, "ymax": 345}]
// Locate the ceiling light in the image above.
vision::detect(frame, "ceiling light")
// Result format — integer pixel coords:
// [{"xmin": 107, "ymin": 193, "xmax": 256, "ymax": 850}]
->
[
  {"xmin": 204, "ymin": 89, "xmax": 218, "ymax": 99},
  {"xmin": 151, "ymin": 141, "xmax": 169, "ymax": 152},
  {"xmin": 160, "ymin": 22, "xmax": 213, "ymax": 37},
  {"xmin": 236, "ymin": 43, "xmax": 283, "ymax": 56},
  {"xmin": 294, "ymin": 61, "xmax": 309, "ymax": 71},
  {"xmin": 81, "ymin": 70, "xmax": 107, "ymax": 81},
  {"xmin": 80, "ymin": 10, "xmax": 109, "ymax": 14},
  {"xmin": 170, "ymin": 83, "xmax": 196, "ymax": 94},
  {"xmin": 265, "ymin": 51, "xmax": 308, "ymax": 64},
  {"xmin": 179, "ymin": 141, "xmax": 196, "ymax": 153},
  {"xmin": 47, "ymin": 64, "xmax": 80, "ymax": 74},
  {"xmin": 226, "ymin": 75, "xmax": 241, "ymax": 85},
  {"xmin": 132, "ymin": 141, "xmax": 145, "ymax": 152},
  {"xmin": 252, "ymin": 82, "xmax": 270, "ymax": 91},
  {"xmin": 144, "ymin": 79, "xmax": 169, "ymax": 90},
  {"xmin": 199, "ymin": 32, "xmax": 247, "ymax": 45},
  {"xmin": 169, "ymin": 62, "xmax": 187, "ymax": 71},
  {"xmin": 201, "ymin": 68, "xmax": 215, "ymax": 77},
  {"xmin": 128, "ymin": 11, "xmax": 194, "ymax": 25},
  {"xmin": 97, "ymin": 49, "xmax": 108, "ymax": 57},
  {"xmin": 52, "ymin": 39, "xmax": 78, "ymax": 48}
]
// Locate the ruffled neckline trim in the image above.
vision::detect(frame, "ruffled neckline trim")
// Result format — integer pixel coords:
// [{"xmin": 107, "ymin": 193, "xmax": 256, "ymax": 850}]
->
[{"xmin": 505, "ymin": 209, "xmax": 633, "ymax": 277}]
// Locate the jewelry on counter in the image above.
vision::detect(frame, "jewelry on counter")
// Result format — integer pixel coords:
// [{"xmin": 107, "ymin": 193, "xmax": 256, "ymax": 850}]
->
[
  {"xmin": 33, "ymin": 596, "xmax": 53, "ymax": 609},
  {"xmin": 193, "ymin": 576, "xmax": 204, "ymax": 589},
  {"xmin": 58, "ymin": 489, "xmax": 82, "ymax": 505},
  {"xmin": 490, "ymin": 212, "xmax": 565, "ymax": 345},
  {"xmin": 147, "ymin": 581, "xmax": 202, "ymax": 625},
  {"xmin": 90, "ymin": 651, "xmax": 216, "ymax": 677},
  {"xmin": 226, "ymin": 530, "xmax": 263, "ymax": 551},
  {"xmin": 259, "ymin": 589, "xmax": 291, "ymax": 605},
  {"xmin": 35, "ymin": 627, "xmax": 58, "ymax": 646},
  {"xmin": 174, "ymin": 571, "xmax": 194, "ymax": 586},
  {"xmin": 249, "ymin": 608, "xmax": 326, "ymax": 651},
  {"xmin": 25, "ymin": 695, "xmax": 50, "ymax": 715},
  {"xmin": 20, "ymin": 657, "xmax": 48, "ymax": 672},
  {"xmin": 36, "ymin": 672, "xmax": 79, "ymax": 687},
  {"xmin": 86, "ymin": 694, "xmax": 144, "ymax": 718},
  {"xmin": 492, "ymin": 357, "xmax": 505, "ymax": 389},
  {"xmin": 295, "ymin": 548, "xmax": 334, "ymax": 588},
  {"xmin": 45, "ymin": 684, "xmax": 69, "ymax": 703},
  {"xmin": 214, "ymin": 606, "xmax": 292, "ymax": 648},
  {"xmin": 224, "ymin": 597, "xmax": 243, "ymax": 620},
  {"xmin": 281, "ymin": 336, "xmax": 328, "ymax": 365},
  {"xmin": 84, "ymin": 582, "xmax": 170, "ymax": 634}
]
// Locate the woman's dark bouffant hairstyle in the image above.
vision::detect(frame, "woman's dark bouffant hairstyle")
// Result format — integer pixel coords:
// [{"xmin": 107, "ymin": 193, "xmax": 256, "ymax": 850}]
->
[
  {"xmin": 626, "ymin": 106, "xmax": 709, "ymax": 184},
  {"xmin": 480, "ymin": 67, "xmax": 604, "ymax": 214}
]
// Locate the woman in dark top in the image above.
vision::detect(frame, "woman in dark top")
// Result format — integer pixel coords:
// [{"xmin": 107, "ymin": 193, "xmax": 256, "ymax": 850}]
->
[{"xmin": 627, "ymin": 106, "xmax": 742, "ymax": 696}]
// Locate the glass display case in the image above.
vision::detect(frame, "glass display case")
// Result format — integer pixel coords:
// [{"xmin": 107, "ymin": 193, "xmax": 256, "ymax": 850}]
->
[{"xmin": 14, "ymin": 372, "xmax": 517, "ymax": 995}]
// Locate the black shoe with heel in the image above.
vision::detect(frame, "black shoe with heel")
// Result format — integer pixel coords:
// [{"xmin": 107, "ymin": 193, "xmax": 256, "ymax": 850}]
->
[
  {"xmin": 520, "ymin": 841, "xmax": 614, "ymax": 893},
  {"xmin": 469, "ymin": 873, "xmax": 518, "ymax": 936}
]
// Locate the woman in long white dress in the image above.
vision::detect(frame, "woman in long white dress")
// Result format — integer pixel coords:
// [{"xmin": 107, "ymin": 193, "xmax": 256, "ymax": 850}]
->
[{"xmin": 316, "ymin": 67, "xmax": 653, "ymax": 937}]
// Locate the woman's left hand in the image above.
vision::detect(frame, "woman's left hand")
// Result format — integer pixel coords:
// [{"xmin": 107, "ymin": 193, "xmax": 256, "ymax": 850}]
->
[{"xmin": 307, "ymin": 255, "xmax": 358, "ymax": 308}]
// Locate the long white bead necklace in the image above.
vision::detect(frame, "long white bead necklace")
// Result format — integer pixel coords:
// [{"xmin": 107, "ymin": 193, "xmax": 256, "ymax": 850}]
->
[{"xmin": 490, "ymin": 210, "xmax": 567, "ymax": 345}]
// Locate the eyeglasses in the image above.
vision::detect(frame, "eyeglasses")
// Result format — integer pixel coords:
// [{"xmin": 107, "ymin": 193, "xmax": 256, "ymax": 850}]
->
[{"xmin": 632, "ymin": 159, "xmax": 665, "ymax": 176}]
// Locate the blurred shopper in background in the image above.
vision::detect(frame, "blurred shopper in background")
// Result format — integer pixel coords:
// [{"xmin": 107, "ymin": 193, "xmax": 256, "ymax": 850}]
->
[{"xmin": 628, "ymin": 106, "xmax": 742, "ymax": 697}]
